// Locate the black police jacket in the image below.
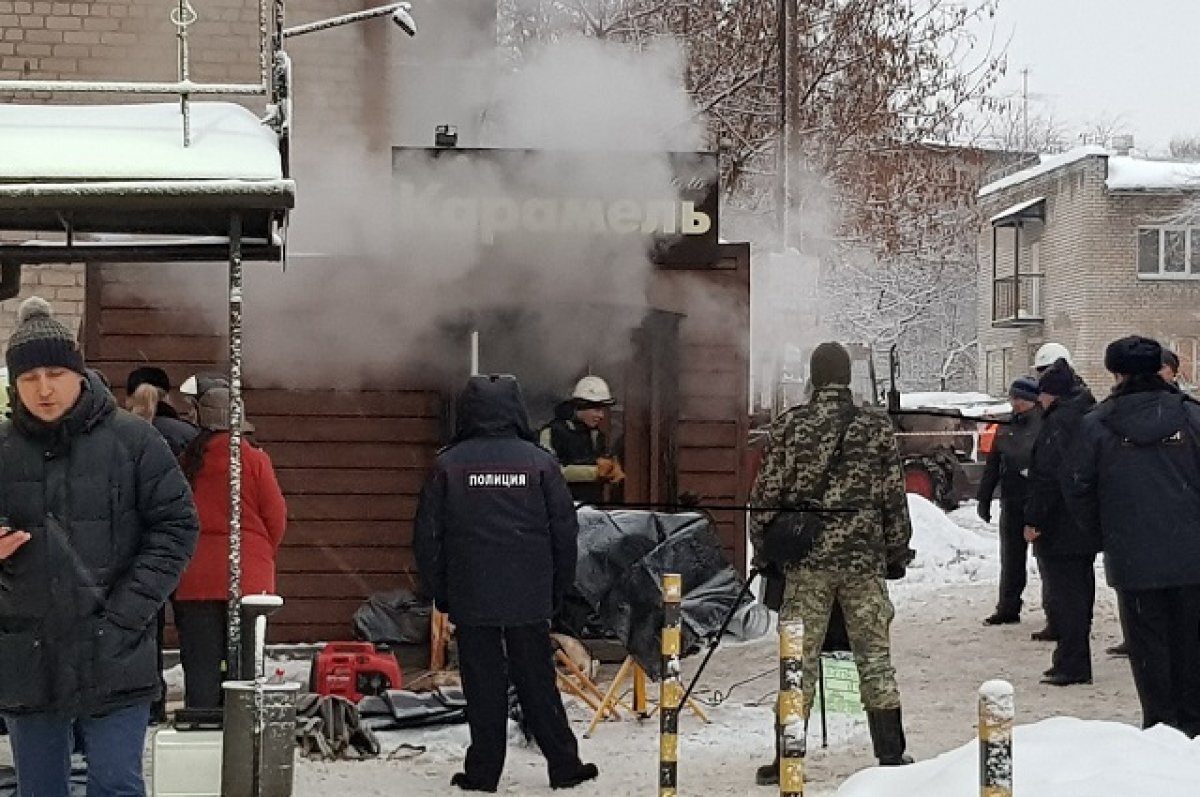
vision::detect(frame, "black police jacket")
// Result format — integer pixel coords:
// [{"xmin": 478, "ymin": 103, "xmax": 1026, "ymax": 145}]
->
[
  {"xmin": 414, "ymin": 377, "xmax": 579, "ymax": 627},
  {"xmin": 0, "ymin": 370, "xmax": 199, "ymax": 715},
  {"xmin": 1025, "ymin": 388, "xmax": 1100, "ymax": 559},
  {"xmin": 1067, "ymin": 380, "xmax": 1200, "ymax": 591}
]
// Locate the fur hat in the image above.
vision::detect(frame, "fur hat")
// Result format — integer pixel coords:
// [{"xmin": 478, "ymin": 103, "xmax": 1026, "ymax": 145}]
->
[
  {"xmin": 1037, "ymin": 358, "xmax": 1076, "ymax": 397},
  {"xmin": 1104, "ymin": 336, "xmax": 1163, "ymax": 377},
  {"xmin": 1008, "ymin": 377, "xmax": 1040, "ymax": 403},
  {"xmin": 126, "ymin": 366, "xmax": 170, "ymax": 396},
  {"xmin": 809, "ymin": 342, "xmax": 852, "ymax": 389},
  {"xmin": 5, "ymin": 296, "xmax": 85, "ymax": 380}
]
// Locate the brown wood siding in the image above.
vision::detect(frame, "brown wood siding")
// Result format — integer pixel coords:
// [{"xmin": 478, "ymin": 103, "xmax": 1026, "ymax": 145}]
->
[{"xmin": 84, "ymin": 263, "xmax": 441, "ymax": 643}]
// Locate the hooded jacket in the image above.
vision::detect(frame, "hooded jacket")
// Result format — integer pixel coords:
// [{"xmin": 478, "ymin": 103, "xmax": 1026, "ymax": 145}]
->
[
  {"xmin": 413, "ymin": 376, "xmax": 579, "ymax": 626},
  {"xmin": 1066, "ymin": 378, "xmax": 1200, "ymax": 590},
  {"xmin": 0, "ymin": 370, "xmax": 199, "ymax": 715},
  {"xmin": 1025, "ymin": 387, "xmax": 1100, "ymax": 558}
]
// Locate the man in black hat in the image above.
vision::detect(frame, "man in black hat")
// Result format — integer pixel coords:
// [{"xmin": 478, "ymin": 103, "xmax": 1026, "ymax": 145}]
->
[
  {"xmin": 1067, "ymin": 336, "xmax": 1200, "ymax": 735},
  {"xmin": 414, "ymin": 375, "xmax": 598, "ymax": 792},
  {"xmin": 977, "ymin": 376, "xmax": 1043, "ymax": 625},
  {"xmin": 0, "ymin": 297, "xmax": 198, "ymax": 796},
  {"xmin": 1024, "ymin": 358, "xmax": 1099, "ymax": 685}
]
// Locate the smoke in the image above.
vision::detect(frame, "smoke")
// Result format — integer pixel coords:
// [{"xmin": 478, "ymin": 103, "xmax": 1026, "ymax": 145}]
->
[{"xmin": 232, "ymin": 24, "xmax": 710, "ymax": 398}]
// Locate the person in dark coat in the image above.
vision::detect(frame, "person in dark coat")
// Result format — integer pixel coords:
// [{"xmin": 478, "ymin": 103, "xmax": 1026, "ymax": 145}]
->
[
  {"xmin": 0, "ymin": 297, "xmax": 199, "ymax": 796},
  {"xmin": 125, "ymin": 366, "xmax": 199, "ymax": 456},
  {"xmin": 414, "ymin": 375, "xmax": 598, "ymax": 793},
  {"xmin": 977, "ymin": 377, "xmax": 1044, "ymax": 625},
  {"xmin": 1024, "ymin": 358, "xmax": 1100, "ymax": 685},
  {"xmin": 1067, "ymin": 336, "xmax": 1200, "ymax": 736},
  {"xmin": 126, "ymin": 365, "xmax": 200, "ymax": 724}
]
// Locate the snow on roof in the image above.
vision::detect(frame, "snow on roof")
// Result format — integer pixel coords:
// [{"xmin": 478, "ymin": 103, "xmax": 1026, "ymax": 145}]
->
[
  {"xmin": 1106, "ymin": 156, "xmax": 1200, "ymax": 192},
  {"xmin": 0, "ymin": 102, "xmax": 283, "ymax": 181},
  {"xmin": 978, "ymin": 146, "xmax": 1107, "ymax": 198}
]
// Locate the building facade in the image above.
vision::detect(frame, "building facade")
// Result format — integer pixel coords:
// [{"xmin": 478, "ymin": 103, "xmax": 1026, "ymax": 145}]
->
[{"xmin": 978, "ymin": 147, "xmax": 1200, "ymax": 394}]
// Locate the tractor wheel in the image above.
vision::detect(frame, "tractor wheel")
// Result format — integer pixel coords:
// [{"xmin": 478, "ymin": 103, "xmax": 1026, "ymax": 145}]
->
[{"xmin": 903, "ymin": 463, "xmax": 936, "ymax": 502}]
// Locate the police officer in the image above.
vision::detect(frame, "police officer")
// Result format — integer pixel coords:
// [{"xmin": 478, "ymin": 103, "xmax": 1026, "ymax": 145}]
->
[
  {"xmin": 977, "ymin": 377, "xmax": 1043, "ymax": 625},
  {"xmin": 414, "ymin": 375, "xmax": 598, "ymax": 792},
  {"xmin": 539, "ymin": 376, "xmax": 624, "ymax": 504},
  {"xmin": 750, "ymin": 342, "xmax": 915, "ymax": 782}
]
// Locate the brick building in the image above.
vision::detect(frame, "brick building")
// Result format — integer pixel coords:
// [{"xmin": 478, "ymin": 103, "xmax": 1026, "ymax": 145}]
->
[{"xmin": 977, "ymin": 146, "xmax": 1200, "ymax": 395}]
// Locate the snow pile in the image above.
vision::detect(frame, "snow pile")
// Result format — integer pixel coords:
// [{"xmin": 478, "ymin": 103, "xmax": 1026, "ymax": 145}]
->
[
  {"xmin": 901, "ymin": 495, "xmax": 999, "ymax": 586},
  {"xmin": 835, "ymin": 717, "xmax": 1200, "ymax": 797},
  {"xmin": 0, "ymin": 102, "xmax": 283, "ymax": 180}
]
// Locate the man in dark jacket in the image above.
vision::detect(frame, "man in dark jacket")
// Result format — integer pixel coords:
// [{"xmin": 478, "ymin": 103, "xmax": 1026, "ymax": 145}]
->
[
  {"xmin": 1067, "ymin": 336, "xmax": 1200, "ymax": 736},
  {"xmin": 1024, "ymin": 358, "xmax": 1100, "ymax": 685},
  {"xmin": 977, "ymin": 377, "xmax": 1043, "ymax": 625},
  {"xmin": 0, "ymin": 297, "xmax": 199, "ymax": 796},
  {"xmin": 414, "ymin": 375, "xmax": 598, "ymax": 793}
]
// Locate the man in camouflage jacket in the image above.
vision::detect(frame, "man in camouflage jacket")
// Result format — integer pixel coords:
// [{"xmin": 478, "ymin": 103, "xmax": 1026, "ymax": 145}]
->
[{"xmin": 750, "ymin": 342, "xmax": 915, "ymax": 780}]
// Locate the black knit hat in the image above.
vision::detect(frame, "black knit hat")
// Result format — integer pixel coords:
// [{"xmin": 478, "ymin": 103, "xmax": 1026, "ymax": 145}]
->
[
  {"xmin": 1009, "ymin": 377, "xmax": 1040, "ymax": 403},
  {"xmin": 1038, "ymin": 358, "xmax": 1076, "ymax": 397},
  {"xmin": 810, "ymin": 342, "xmax": 852, "ymax": 389},
  {"xmin": 5, "ymin": 297, "xmax": 85, "ymax": 380},
  {"xmin": 1103, "ymin": 335, "xmax": 1163, "ymax": 376},
  {"xmin": 126, "ymin": 366, "xmax": 170, "ymax": 395}
]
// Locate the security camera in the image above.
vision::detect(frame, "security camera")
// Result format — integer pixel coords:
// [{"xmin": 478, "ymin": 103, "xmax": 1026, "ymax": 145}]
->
[{"xmin": 391, "ymin": 4, "xmax": 417, "ymax": 36}]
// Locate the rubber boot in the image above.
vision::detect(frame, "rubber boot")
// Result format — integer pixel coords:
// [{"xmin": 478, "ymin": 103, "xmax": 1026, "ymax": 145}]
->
[
  {"xmin": 866, "ymin": 708, "xmax": 914, "ymax": 766},
  {"xmin": 754, "ymin": 729, "xmax": 780, "ymax": 785}
]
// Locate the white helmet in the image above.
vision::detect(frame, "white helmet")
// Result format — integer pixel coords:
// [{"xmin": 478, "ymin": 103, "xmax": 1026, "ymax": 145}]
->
[
  {"xmin": 572, "ymin": 375, "xmax": 614, "ymax": 405},
  {"xmin": 1033, "ymin": 343, "xmax": 1073, "ymax": 370}
]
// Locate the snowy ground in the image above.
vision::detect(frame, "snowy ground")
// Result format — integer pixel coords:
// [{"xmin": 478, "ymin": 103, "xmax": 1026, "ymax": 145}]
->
[
  {"xmin": 289, "ymin": 496, "xmax": 1152, "ymax": 796},
  {"xmin": 3, "ymin": 496, "xmax": 1178, "ymax": 795}
]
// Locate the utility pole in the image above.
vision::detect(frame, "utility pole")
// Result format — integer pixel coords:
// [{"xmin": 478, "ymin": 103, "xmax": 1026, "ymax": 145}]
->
[
  {"xmin": 776, "ymin": 0, "xmax": 791, "ymax": 251},
  {"xmin": 1021, "ymin": 67, "xmax": 1030, "ymax": 153}
]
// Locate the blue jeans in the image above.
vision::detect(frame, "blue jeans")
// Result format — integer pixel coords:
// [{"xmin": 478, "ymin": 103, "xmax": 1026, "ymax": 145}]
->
[{"xmin": 3, "ymin": 702, "xmax": 150, "ymax": 797}]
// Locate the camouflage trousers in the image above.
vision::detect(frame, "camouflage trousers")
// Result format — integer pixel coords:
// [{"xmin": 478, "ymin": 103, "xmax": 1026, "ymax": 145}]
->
[{"xmin": 779, "ymin": 567, "xmax": 901, "ymax": 715}]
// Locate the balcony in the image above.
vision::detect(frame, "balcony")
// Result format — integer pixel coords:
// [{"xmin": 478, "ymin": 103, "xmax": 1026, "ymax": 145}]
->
[{"xmin": 993, "ymin": 274, "xmax": 1044, "ymax": 326}]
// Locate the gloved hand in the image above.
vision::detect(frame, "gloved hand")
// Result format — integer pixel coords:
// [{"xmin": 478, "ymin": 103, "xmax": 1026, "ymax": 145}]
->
[
  {"xmin": 596, "ymin": 457, "xmax": 626, "ymax": 483},
  {"xmin": 977, "ymin": 503, "xmax": 992, "ymax": 524},
  {"xmin": 885, "ymin": 561, "xmax": 907, "ymax": 581}
]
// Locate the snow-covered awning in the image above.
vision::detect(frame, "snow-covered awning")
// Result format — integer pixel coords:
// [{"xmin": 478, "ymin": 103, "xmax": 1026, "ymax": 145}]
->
[
  {"xmin": 0, "ymin": 102, "xmax": 292, "ymax": 268},
  {"xmin": 989, "ymin": 196, "xmax": 1045, "ymax": 226}
]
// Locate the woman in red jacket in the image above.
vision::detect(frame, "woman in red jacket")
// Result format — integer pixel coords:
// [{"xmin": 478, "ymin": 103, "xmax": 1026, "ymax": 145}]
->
[{"xmin": 173, "ymin": 381, "xmax": 288, "ymax": 708}]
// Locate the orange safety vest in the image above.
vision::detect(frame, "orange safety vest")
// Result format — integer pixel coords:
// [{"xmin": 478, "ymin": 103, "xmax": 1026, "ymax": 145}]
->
[{"xmin": 979, "ymin": 423, "xmax": 999, "ymax": 455}]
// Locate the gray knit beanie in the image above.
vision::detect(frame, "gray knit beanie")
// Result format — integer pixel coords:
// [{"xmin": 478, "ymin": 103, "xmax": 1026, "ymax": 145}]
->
[{"xmin": 5, "ymin": 296, "xmax": 85, "ymax": 379}]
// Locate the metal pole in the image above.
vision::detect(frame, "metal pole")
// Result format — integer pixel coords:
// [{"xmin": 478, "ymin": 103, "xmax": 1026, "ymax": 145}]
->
[
  {"xmin": 282, "ymin": 3, "xmax": 411, "ymax": 38},
  {"xmin": 979, "ymin": 680, "xmax": 1014, "ymax": 797},
  {"xmin": 470, "ymin": 330, "xmax": 480, "ymax": 376},
  {"xmin": 775, "ymin": 0, "xmax": 789, "ymax": 249},
  {"xmin": 778, "ymin": 620, "xmax": 805, "ymax": 797},
  {"xmin": 659, "ymin": 573, "xmax": 683, "ymax": 797},
  {"xmin": 0, "ymin": 79, "xmax": 267, "ymax": 94},
  {"xmin": 227, "ymin": 213, "xmax": 245, "ymax": 680}
]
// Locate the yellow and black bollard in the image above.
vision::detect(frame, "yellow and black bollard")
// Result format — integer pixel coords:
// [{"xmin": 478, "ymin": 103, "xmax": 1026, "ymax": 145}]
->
[
  {"xmin": 979, "ymin": 680, "xmax": 1014, "ymax": 797},
  {"xmin": 778, "ymin": 620, "xmax": 805, "ymax": 797},
  {"xmin": 659, "ymin": 573, "xmax": 684, "ymax": 797}
]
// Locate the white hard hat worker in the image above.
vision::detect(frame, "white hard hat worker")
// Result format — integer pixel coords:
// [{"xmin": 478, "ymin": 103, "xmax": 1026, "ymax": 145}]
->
[
  {"xmin": 1033, "ymin": 343, "xmax": 1073, "ymax": 373},
  {"xmin": 572, "ymin": 376, "xmax": 615, "ymax": 406}
]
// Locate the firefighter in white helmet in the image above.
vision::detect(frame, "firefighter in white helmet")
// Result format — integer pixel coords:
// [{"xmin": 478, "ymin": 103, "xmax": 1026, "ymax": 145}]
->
[
  {"xmin": 1033, "ymin": 343, "xmax": 1073, "ymax": 373},
  {"xmin": 538, "ymin": 376, "xmax": 625, "ymax": 504}
]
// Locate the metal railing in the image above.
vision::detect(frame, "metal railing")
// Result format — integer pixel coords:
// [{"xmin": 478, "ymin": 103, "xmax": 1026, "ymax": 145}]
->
[{"xmin": 993, "ymin": 273, "xmax": 1044, "ymax": 323}]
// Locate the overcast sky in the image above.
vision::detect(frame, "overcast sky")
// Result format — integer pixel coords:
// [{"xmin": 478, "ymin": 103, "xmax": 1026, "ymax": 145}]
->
[{"xmin": 970, "ymin": 0, "xmax": 1199, "ymax": 154}]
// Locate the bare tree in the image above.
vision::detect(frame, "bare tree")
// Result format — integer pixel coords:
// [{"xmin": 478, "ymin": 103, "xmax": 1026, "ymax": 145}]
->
[{"xmin": 1169, "ymin": 135, "xmax": 1200, "ymax": 161}]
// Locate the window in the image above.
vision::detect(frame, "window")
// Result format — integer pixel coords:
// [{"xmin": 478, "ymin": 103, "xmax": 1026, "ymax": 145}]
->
[
  {"xmin": 1167, "ymin": 337, "xmax": 1198, "ymax": 389},
  {"xmin": 1137, "ymin": 227, "xmax": 1200, "ymax": 278}
]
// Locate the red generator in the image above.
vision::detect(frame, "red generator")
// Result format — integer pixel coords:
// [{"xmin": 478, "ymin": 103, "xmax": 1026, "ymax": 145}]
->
[{"xmin": 311, "ymin": 642, "xmax": 404, "ymax": 703}]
